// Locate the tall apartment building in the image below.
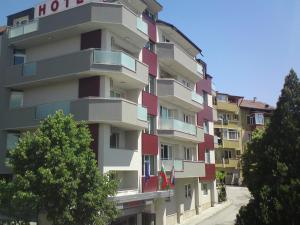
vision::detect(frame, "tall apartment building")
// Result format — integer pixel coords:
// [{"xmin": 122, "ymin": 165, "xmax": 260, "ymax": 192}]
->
[
  {"xmin": 214, "ymin": 93, "xmax": 243, "ymax": 184},
  {"xmin": 214, "ymin": 93, "xmax": 274, "ymax": 185},
  {"xmin": 0, "ymin": 0, "xmax": 217, "ymax": 224}
]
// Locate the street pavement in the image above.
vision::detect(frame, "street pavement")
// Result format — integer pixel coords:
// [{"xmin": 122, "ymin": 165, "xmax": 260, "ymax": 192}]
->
[{"xmin": 197, "ymin": 186, "xmax": 251, "ymax": 225}]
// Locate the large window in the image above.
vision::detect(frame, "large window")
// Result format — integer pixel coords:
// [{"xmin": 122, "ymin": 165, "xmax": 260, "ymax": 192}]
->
[
  {"xmin": 6, "ymin": 132, "xmax": 20, "ymax": 150},
  {"xmin": 9, "ymin": 91, "xmax": 23, "ymax": 109},
  {"xmin": 203, "ymin": 120, "xmax": 209, "ymax": 134},
  {"xmin": 144, "ymin": 75, "xmax": 155, "ymax": 95},
  {"xmin": 142, "ymin": 155, "xmax": 155, "ymax": 176},
  {"xmin": 202, "ymin": 183, "xmax": 208, "ymax": 195},
  {"xmin": 217, "ymin": 94, "xmax": 228, "ymax": 102},
  {"xmin": 110, "ymin": 132, "xmax": 119, "ymax": 148},
  {"xmin": 160, "ymin": 144, "xmax": 173, "ymax": 160},
  {"xmin": 146, "ymin": 115, "xmax": 155, "ymax": 135},
  {"xmin": 223, "ymin": 129, "xmax": 239, "ymax": 140},
  {"xmin": 185, "ymin": 184, "xmax": 192, "ymax": 198},
  {"xmin": 183, "ymin": 114, "xmax": 193, "ymax": 124},
  {"xmin": 255, "ymin": 113, "xmax": 264, "ymax": 125},
  {"xmin": 145, "ymin": 41, "xmax": 155, "ymax": 52},
  {"xmin": 205, "ymin": 149, "xmax": 211, "ymax": 164},
  {"xmin": 184, "ymin": 147, "xmax": 192, "ymax": 161},
  {"xmin": 224, "ymin": 150, "xmax": 232, "ymax": 159},
  {"xmin": 160, "ymin": 106, "xmax": 174, "ymax": 119},
  {"xmin": 13, "ymin": 49, "xmax": 26, "ymax": 65}
]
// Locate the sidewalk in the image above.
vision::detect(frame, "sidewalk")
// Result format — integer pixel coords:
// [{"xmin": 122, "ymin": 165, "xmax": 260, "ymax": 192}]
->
[{"xmin": 180, "ymin": 200, "xmax": 232, "ymax": 225}]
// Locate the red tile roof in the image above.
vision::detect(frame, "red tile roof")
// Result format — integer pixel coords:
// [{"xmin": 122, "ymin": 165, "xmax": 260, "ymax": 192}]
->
[
  {"xmin": 240, "ymin": 99, "xmax": 275, "ymax": 111},
  {"xmin": 0, "ymin": 26, "xmax": 7, "ymax": 34}
]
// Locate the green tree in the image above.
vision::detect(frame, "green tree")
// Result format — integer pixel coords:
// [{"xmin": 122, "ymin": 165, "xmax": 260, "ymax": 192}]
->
[
  {"xmin": 216, "ymin": 171, "xmax": 227, "ymax": 202},
  {"xmin": 0, "ymin": 111, "xmax": 119, "ymax": 225},
  {"xmin": 236, "ymin": 69, "xmax": 300, "ymax": 225}
]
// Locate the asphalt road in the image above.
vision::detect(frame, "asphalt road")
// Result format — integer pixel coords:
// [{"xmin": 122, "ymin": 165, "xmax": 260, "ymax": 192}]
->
[{"xmin": 198, "ymin": 186, "xmax": 251, "ymax": 225}]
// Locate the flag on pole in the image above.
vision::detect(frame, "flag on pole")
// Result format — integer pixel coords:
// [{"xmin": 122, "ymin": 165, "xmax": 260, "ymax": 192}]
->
[
  {"xmin": 145, "ymin": 160, "xmax": 150, "ymax": 182},
  {"xmin": 170, "ymin": 165, "xmax": 175, "ymax": 187},
  {"xmin": 160, "ymin": 162, "xmax": 168, "ymax": 189}
]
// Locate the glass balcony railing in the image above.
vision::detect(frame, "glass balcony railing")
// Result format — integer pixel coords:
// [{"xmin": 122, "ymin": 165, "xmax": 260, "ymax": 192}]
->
[
  {"xmin": 36, "ymin": 101, "xmax": 70, "ymax": 120},
  {"xmin": 93, "ymin": 50, "xmax": 136, "ymax": 72},
  {"xmin": 137, "ymin": 105, "xmax": 148, "ymax": 121},
  {"xmin": 23, "ymin": 63, "xmax": 36, "ymax": 76},
  {"xmin": 196, "ymin": 63, "xmax": 203, "ymax": 74},
  {"xmin": 9, "ymin": 20, "xmax": 39, "ymax": 38},
  {"xmin": 161, "ymin": 159, "xmax": 184, "ymax": 171},
  {"xmin": 191, "ymin": 91, "xmax": 203, "ymax": 104},
  {"xmin": 136, "ymin": 17, "xmax": 148, "ymax": 35},
  {"xmin": 159, "ymin": 119, "xmax": 197, "ymax": 135}
]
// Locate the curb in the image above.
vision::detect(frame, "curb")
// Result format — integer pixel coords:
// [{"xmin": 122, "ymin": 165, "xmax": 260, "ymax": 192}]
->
[{"xmin": 180, "ymin": 200, "xmax": 233, "ymax": 225}]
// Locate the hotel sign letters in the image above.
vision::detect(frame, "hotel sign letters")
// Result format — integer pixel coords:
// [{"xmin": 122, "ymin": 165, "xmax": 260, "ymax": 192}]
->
[{"xmin": 35, "ymin": 0, "xmax": 88, "ymax": 18}]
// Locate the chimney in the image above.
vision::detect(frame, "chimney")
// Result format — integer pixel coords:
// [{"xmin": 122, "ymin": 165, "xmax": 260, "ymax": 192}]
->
[{"xmin": 253, "ymin": 97, "xmax": 257, "ymax": 102}]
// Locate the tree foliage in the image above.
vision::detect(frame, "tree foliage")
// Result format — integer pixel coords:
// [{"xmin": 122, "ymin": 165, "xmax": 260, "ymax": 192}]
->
[
  {"xmin": 0, "ymin": 111, "xmax": 119, "ymax": 225},
  {"xmin": 236, "ymin": 69, "xmax": 300, "ymax": 225},
  {"xmin": 216, "ymin": 171, "xmax": 227, "ymax": 202}
]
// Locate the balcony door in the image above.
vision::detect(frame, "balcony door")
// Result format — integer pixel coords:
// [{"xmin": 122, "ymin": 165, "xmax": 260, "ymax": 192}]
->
[{"xmin": 81, "ymin": 29, "xmax": 101, "ymax": 50}]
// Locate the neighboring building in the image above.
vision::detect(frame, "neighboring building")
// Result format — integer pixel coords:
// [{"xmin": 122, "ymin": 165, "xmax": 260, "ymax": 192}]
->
[
  {"xmin": 0, "ymin": 0, "xmax": 217, "ymax": 225},
  {"xmin": 214, "ymin": 93, "xmax": 274, "ymax": 185},
  {"xmin": 239, "ymin": 98, "xmax": 274, "ymax": 152},
  {"xmin": 214, "ymin": 93, "xmax": 243, "ymax": 185}
]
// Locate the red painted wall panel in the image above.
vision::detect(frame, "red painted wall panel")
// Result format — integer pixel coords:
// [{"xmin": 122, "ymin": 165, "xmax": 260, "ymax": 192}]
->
[
  {"xmin": 197, "ymin": 106, "xmax": 213, "ymax": 125},
  {"xmin": 142, "ymin": 133, "xmax": 158, "ymax": 155},
  {"xmin": 79, "ymin": 76, "xmax": 100, "ymax": 98},
  {"xmin": 198, "ymin": 142, "xmax": 205, "ymax": 161},
  {"xmin": 204, "ymin": 134, "xmax": 214, "ymax": 150},
  {"xmin": 196, "ymin": 77, "xmax": 212, "ymax": 94},
  {"xmin": 142, "ymin": 48, "xmax": 157, "ymax": 77},
  {"xmin": 200, "ymin": 164, "xmax": 216, "ymax": 181},
  {"xmin": 143, "ymin": 15, "xmax": 157, "ymax": 42},
  {"xmin": 142, "ymin": 91, "xmax": 158, "ymax": 116},
  {"xmin": 142, "ymin": 176, "xmax": 158, "ymax": 192}
]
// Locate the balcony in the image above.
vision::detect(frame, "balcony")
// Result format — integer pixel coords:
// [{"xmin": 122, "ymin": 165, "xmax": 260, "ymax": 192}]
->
[
  {"xmin": 3, "ymin": 98, "xmax": 148, "ymax": 130},
  {"xmin": 222, "ymin": 139, "xmax": 241, "ymax": 149},
  {"xmin": 8, "ymin": 20, "xmax": 38, "ymax": 38},
  {"xmin": 156, "ymin": 42, "xmax": 203, "ymax": 82},
  {"xmin": 216, "ymin": 158, "xmax": 239, "ymax": 169},
  {"xmin": 5, "ymin": 49, "xmax": 148, "ymax": 89},
  {"xmin": 161, "ymin": 160, "xmax": 205, "ymax": 178},
  {"xmin": 157, "ymin": 119, "xmax": 204, "ymax": 143},
  {"xmin": 8, "ymin": 2, "xmax": 148, "ymax": 49},
  {"xmin": 216, "ymin": 102, "xmax": 239, "ymax": 113},
  {"xmin": 157, "ymin": 79, "xmax": 203, "ymax": 112}
]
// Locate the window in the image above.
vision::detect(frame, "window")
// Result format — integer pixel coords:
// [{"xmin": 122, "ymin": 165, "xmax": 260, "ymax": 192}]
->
[
  {"xmin": 146, "ymin": 115, "xmax": 155, "ymax": 135},
  {"xmin": 203, "ymin": 120, "xmax": 209, "ymax": 134},
  {"xmin": 160, "ymin": 144, "xmax": 173, "ymax": 160},
  {"xmin": 224, "ymin": 150, "xmax": 232, "ymax": 159},
  {"xmin": 162, "ymin": 35, "xmax": 170, "ymax": 43},
  {"xmin": 142, "ymin": 155, "xmax": 155, "ymax": 176},
  {"xmin": 13, "ymin": 49, "xmax": 26, "ymax": 65},
  {"xmin": 203, "ymin": 91, "xmax": 208, "ymax": 105},
  {"xmin": 145, "ymin": 41, "xmax": 155, "ymax": 52},
  {"xmin": 217, "ymin": 94, "xmax": 228, "ymax": 102},
  {"xmin": 185, "ymin": 184, "xmax": 192, "ymax": 198},
  {"xmin": 110, "ymin": 90, "xmax": 122, "ymax": 98},
  {"xmin": 160, "ymin": 106, "xmax": 173, "ymax": 119},
  {"xmin": 202, "ymin": 183, "xmax": 208, "ymax": 195},
  {"xmin": 247, "ymin": 115, "xmax": 255, "ymax": 125},
  {"xmin": 6, "ymin": 132, "xmax": 20, "ymax": 150},
  {"xmin": 205, "ymin": 149, "xmax": 211, "ymax": 163},
  {"xmin": 110, "ymin": 132, "xmax": 119, "ymax": 148},
  {"xmin": 145, "ymin": 75, "xmax": 155, "ymax": 95},
  {"xmin": 255, "ymin": 113, "xmax": 264, "ymax": 125},
  {"xmin": 184, "ymin": 147, "xmax": 192, "ymax": 161},
  {"xmin": 233, "ymin": 114, "xmax": 239, "ymax": 121},
  {"xmin": 9, "ymin": 91, "xmax": 23, "ymax": 109},
  {"xmin": 184, "ymin": 114, "xmax": 193, "ymax": 124},
  {"xmin": 13, "ymin": 16, "xmax": 29, "ymax": 26},
  {"xmin": 228, "ymin": 129, "xmax": 238, "ymax": 140},
  {"xmin": 144, "ymin": 9, "xmax": 157, "ymax": 21},
  {"xmin": 223, "ymin": 129, "xmax": 239, "ymax": 140},
  {"xmin": 236, "ymin": 150, "xmax": 241, "ymax": 156}
]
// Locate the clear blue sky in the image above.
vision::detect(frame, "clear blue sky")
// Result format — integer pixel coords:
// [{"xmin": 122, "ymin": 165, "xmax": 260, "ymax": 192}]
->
[{"xmin": 2, "ymin": 0, "xmax": 300, "ymax": 106}]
